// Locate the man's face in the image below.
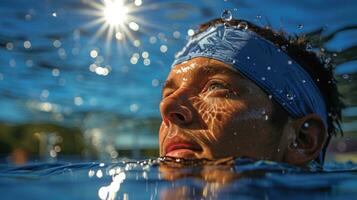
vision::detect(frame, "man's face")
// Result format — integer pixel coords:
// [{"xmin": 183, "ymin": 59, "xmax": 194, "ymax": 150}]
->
[{"xmin": 159, "ymin": 57, "xmax": 285, "ymax": 161}]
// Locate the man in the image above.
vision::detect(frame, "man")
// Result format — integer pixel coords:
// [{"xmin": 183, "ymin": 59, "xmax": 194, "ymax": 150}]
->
[{"xmin": 158, "ymin": 19, "xmax": 342, "ymax": 166}]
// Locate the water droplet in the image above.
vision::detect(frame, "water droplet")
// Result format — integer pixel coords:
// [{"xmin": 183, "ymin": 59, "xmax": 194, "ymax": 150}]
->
[
  {"xmin": 74, "ymin": 96, "xmax": 83, "ymax": 106},
  {"xmin": 297, "ymin": 24, "xmax": 303, "ymax": 29},
  {"xmin": 173, "ymin": 31, "xmax": 180, "ymax": 39},
  {"xmin": 149, "ymin": 36, "xmax": 157, "ymax": 44},
  {"xmin": 292, "ymin": 142, "xmax": 298, "ymax": 148},
  {"xmin": 24, "ymin": 40, "xmax": 31, "ymax": 49},
  {"xmin": 152, "ymin": 79, "xmax": 159, "ymax": 87},
  {"xmin": 288, "ymin": 60, "xmax": 292, "ymax": 65},
  {"xmin": 237, "ymin": 21, "xmax": 248, "ymax": 31},
  {"xmin": 142, "ymin": 51, "xmax": 149, "ymax": 59},
  {"xmin": 221, "ymin": 9, "xmax": 232, "ymax": 22},
  {"xmin": 261, "ymin": 77, "xmax": 266, "ymax": 81},
  {"xmin": 267, "ymin": 66, "xmax": 271, "ymax": 70},
  {"xmin": 301, "ymin": 79, "xmax": 306, "ymax": 83},
  {"xmin": 246, "ymin": 56, "xmax": 250, "ymax": 60},
  {"xmin": 160, "ymin": 45, "xmax": 168, "ymax": 53},
  {"xmin": 90, "ymin": 49, "xmax": 98, "ymax": 58},
  {"xmin": 305, "ymin": 44, "xmax": 312, "ymax": 52},
  {"xmin": 6, "ymin": 42, "xmax": 13, "ymax": 50},
  {"xmin": 342, "ymin": 74, "xmax": 349, "ymax": 79},
  {"xmin": 324, "ymin": 57, "xmax": 332, "ymax": 64},
  {"xmin": 264, "ymin": 115, "xmax": 269, "ymax": 120},
  {"xmin": 143, "ymin": 58, "xmax": 151, "ymax": 66},
  {"xmin": 286, "ymin": 92, "xmax": 294, "ymax": 100},
  {"xmin": 187, "ymin": 29, "xmax": 195, "ymax": 36},
  {"xmin": 52, "ymin": 68, "xmax": 60, "ymax": 77},
  {"xmin": 130, "ymin": 104, "xmax": 139, "ymax": 112},
  {"xmin": 129, "ymin": 22, "xmax": 140, "ymax": 31}
]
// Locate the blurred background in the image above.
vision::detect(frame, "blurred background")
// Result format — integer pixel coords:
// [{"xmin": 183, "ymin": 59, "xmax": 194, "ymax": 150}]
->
[{"xmin": 0, "ymin": 0, "xmax": 356, "ymax": 165}]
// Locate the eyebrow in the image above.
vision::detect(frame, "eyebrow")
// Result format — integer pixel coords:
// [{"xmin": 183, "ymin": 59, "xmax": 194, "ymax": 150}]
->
[
  {"xmin": 161, "ymin": 64, "xmax": 243, "ymax": 94},
  {"xmin": 201, "ymin": 64, "xmax": 244, "ymax": 79},
  {"xmin": 163, "ymin": 79, "xmax": 176, "ymax": 91}
]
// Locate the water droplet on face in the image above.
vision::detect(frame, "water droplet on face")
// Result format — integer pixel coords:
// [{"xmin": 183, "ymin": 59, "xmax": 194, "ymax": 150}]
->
[
  {"xmin": 221, "ymin": 9, "xmax": 232, "ymax": 22},
  {"xmin": 237, "ymin": 21, "xmax": 248, "ymax": 31}
]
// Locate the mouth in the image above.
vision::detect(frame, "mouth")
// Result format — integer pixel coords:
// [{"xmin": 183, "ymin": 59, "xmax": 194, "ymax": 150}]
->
[{"xmin": 164, "ymin": 139, "xmax": 203, "ymax": 159}]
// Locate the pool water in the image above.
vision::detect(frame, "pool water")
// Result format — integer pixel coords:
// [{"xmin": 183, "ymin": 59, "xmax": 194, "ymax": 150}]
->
[{"xmin": 1, "ymin": 158, "xmax": 357, "ymax": 200}]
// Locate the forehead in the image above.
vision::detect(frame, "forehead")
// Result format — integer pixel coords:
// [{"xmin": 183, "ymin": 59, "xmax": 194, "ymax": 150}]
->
[{"xmin": 169, "ymin": 57, "xmax": 240, "ymax": 78}]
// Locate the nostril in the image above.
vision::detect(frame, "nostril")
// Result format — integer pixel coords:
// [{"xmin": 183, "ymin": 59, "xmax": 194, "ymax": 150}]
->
[{"xmin": 170, "ymin": 113, "xmax": 186, "ymax": 122}]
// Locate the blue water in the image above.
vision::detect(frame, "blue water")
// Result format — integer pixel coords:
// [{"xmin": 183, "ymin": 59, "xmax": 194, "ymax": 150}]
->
[{"xmin": 1, "ymin": 158, "xmax": 357, "ymax": 200}]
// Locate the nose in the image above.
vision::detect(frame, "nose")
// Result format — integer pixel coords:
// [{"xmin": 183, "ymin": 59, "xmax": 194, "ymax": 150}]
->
[{"xmin": 160, "ymin": 95, "xmax": 193, "ymax": 127}]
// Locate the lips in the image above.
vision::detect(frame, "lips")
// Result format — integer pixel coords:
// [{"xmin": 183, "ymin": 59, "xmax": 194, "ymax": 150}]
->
[{"xmin": 164, "ymin": 138, "xmax": 202, "ymax": 158}]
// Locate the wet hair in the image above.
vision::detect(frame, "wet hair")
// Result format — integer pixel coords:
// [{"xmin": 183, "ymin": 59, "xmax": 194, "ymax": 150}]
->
[{"xmin": 195, "ymin": 18, "xmax": 344, "ymax": 163}]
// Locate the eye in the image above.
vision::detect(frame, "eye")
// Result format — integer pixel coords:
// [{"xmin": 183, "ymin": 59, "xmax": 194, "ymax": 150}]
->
[{"xmin": 207, "ymin": 81, "xmax": 228, "ymax": 91}]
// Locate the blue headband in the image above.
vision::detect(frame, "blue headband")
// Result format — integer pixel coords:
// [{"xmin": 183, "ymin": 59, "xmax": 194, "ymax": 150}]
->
[{"xmin": 172, "ymin": 24, "xmax": 328, "ymax": 163}]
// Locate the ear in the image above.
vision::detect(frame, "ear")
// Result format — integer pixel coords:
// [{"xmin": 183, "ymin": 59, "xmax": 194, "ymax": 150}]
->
[{"xmin": 282, "ymin": 114, "xmax": 327, "ymax": 166}]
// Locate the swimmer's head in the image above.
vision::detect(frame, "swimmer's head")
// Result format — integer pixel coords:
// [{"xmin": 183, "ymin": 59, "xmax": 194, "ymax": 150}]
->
[{"xmin": 159, "ymin": 18, "xmax": 343, "ymax": 166}]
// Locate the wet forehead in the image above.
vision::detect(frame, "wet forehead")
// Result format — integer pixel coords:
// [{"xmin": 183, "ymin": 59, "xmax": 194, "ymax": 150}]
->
[{"xmin": 170, "ymin": 58, "xmax": 239, "ymax": 78}]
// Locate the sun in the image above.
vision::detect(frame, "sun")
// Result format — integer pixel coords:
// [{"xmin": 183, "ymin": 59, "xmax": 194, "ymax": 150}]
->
[
  {"xmin": 81, "ymin": 0, "xmax": 142, "ymax": 53},
  {"xmin": 103, "ymin": 0, "xmax": 128, "ymax": 26}
]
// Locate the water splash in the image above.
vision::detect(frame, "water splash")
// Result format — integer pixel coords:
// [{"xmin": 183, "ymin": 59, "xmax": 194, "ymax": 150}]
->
[{"xmin": 221, "ymin": 9, "xmax": 232, "ymax": 22}]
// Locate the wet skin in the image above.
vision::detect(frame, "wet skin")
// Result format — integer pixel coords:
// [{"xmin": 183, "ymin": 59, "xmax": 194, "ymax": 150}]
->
[{"xmin": 159, "ymin": 57, "xmax": 288, "ymax": 161}]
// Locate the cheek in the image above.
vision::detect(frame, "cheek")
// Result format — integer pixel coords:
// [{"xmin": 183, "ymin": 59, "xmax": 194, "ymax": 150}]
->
[{"xmin": 191, "ymin": 96, "xmax": 245, "ymax": 141}]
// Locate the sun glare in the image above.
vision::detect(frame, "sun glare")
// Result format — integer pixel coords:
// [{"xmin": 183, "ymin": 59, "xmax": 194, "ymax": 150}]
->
[
  {"xmin": 103, "ymin": 0, "xmax": 128, "ymax": 26},
  {"xmin": 82, "ymin": 0, "xmax": 155, "ymax": 54}
]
